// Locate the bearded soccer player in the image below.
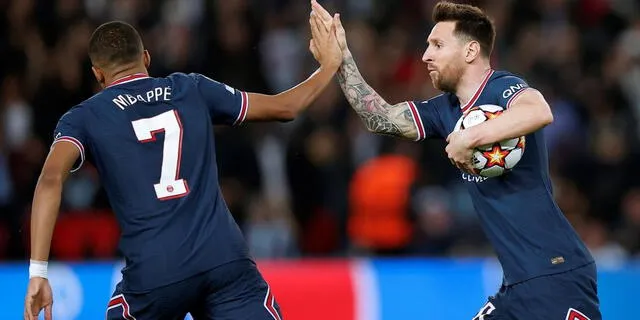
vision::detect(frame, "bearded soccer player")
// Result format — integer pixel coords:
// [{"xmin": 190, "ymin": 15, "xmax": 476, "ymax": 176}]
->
[
  {"xmin": 310, "ymin": 1, "xmax": 600, "ymax": 319},
  {"xmin": 24, "ymin": 17, "xmax": 341, "ymax": 320}
]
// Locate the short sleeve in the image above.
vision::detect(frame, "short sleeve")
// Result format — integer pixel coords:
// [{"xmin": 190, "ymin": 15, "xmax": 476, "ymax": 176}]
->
[
  {"xmin": 408, "ymin": 96, "xmax": 447, "ymax": 140},
  {"xmin": 492, "ymin": 76, "xmax": 531, "ymax": 109},
  {"xmin": 189, "ymin": 73, "xmax": 248, "ymax": 126},
  {"xmin": 52, "ymin": 107, "xmax": 87, "ymax": 172}
]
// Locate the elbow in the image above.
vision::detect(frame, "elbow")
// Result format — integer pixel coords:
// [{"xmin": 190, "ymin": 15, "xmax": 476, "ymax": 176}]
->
[
  {"xmin": 540, "ymin": 107, "xmax": 554, "ymax": 127},
  {"xmin": 278, "ymin": 107, "xmax": 297, "ymax": 122}
]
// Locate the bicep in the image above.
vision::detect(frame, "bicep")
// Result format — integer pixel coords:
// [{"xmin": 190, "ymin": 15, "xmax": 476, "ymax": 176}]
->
[
  {"xmin": 40, "ymin": 141, "xmax": 81, "ymax": 181},
  {"xmin": 504, "ymin": 88, "xmax": 553, "ymax": 121}
]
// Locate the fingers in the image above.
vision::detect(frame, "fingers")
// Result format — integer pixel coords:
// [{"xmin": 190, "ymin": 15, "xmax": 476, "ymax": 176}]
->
[
  {"xmin": 309, "ymin": 12, "xmax": 323, "ymax": 40},
  {"xmin": 45, "ymin": 304, "xmax": 53, "ymax": 320},
  {"xmin": 24, "ymin": 297, "xmax": 34, "ymax": 320},
  {"xmin": 311, "ymin": 0, "xmax": 333, "ymax": 22},
  {"xmin": 313, "ymin": 12, "xmax": 329, "ymax": 35}
]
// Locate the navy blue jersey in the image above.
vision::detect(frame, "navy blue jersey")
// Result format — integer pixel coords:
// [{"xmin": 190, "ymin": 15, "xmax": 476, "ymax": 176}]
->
[
  {"xmin": 408, "ymin": 70, "xmax": 594, "ymax": 285},
  {"xmin": 53, "ymin": 72, "xmax": 251, "ymax": 292}
]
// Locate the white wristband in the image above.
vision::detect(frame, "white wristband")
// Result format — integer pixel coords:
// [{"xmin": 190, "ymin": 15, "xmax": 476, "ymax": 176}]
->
[{"xmin": 29, "ymin": 260, "xmax": 48, "ymax": 279}]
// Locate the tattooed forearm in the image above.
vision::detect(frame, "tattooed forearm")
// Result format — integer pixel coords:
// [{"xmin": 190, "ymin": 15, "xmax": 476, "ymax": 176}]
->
[{"xmin": 337, "ymin": 54, "xmax": 418, "ymax": 140}]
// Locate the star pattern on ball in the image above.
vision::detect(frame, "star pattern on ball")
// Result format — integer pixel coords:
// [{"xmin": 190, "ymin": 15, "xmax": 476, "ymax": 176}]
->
[
  {"xmin": 517, "ymin": 136, "xmax": 526, "ymax": 149},
  {"xmin": 484, "ymin": 111, "xmax": 502, "ymax": 120},
  {"xmin": 482, "ymin": 145, "xmax": 510, "ymax": 167}
]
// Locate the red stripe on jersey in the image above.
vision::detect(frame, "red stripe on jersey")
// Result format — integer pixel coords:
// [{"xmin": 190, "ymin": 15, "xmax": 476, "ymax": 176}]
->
[
  {"xmin": 264, "ymin": 286, "xmax": 282, "ymax": 320},
  {"xmin": 506, "ymin": 87, "xmax": 530, "ymax": 109},
  {"xmin": 107, "ymin": 294, "xmax": 136, "ymax": 320},
  {"xmin": 107, "ymin": 73, "xmax": 149, "ymax": 88},
  {"xmin": 234, "ymin": 91, "xmax": 249, "ymax": 125},
  {"xmin": 407, "ymin": 101, "xmax": 426, "ymax": 140},
  {"xmin": 461, "ymin": 70, "xmax": 494, "ymax": 113},
  {"xmin": 53, "ymin": 136, "xmax": 85, "ymax": 172}
]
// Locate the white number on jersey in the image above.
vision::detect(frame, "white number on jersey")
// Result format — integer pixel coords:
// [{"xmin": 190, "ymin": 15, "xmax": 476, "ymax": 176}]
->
[{"xmin": 131, "ymin": 110, "xmax": 189, "ymax": 200}]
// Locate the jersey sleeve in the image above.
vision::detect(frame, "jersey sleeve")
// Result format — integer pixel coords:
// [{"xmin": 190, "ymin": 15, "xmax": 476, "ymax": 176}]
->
[
  {"xmin": 52, "ymin": 107, "xmax": 87, "ymax": 172},
  {"xmin": 408, "ymin": 97, "xmax": 447, "ymax": 140},
  {"xmin": 492, "ymin": 75, "xmax": 531, "ymax": 109},
  {"xmin": 189, "ymin": 73, "xmax": 248, "ymax": 126}
]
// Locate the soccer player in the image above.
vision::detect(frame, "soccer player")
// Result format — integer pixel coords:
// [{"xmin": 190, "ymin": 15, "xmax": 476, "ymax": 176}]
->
[
  {"xmin": 310, "ymin": 1, "xmax": 601, "ymax": 319},
  {"xmin": 24, "ymin": 18, "xmax": 341, "ymax": 320}
]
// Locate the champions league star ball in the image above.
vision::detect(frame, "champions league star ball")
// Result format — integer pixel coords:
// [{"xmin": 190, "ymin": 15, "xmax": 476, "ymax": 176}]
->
[{"xmin": 453, "ymin": 104, "xmax": 525, "ymax": 178}]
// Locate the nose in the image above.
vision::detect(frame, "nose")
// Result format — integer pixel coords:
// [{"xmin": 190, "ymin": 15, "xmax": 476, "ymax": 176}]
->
[{"xmin": 422, "ymin": 47, "xmax": 431, "ymax": 63}]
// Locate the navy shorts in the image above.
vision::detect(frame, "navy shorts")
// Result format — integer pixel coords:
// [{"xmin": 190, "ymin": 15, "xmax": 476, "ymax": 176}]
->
[
  {"xmin": 473, "ymin": 263, "xmax": 601, "ymax": 320},
  {"xmin": 106, "ymin": 259, "xmax": 282, "ymax": 320}
]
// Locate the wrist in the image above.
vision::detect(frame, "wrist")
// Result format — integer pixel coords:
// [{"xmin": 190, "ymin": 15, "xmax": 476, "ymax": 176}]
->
[
  {"xmin": 29, "ymin": 259, "xmax": 48, "ymax": 279},
  {"xmin": 464, "ymin": 125, "xmax": 483, "ymax": 148},
  {"xmin": 342, "ymin": 49, "xmax": 352, "ymax": 61}
]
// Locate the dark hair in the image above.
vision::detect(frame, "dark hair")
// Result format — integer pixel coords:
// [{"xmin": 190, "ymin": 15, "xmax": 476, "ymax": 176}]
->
[
  {"xmin": 432, "ymin": 1, "xmax": 495, "ymax": 57},
  {"xmin": 88, "ymin": 21, "xmax": 143, "ymax": 68}
]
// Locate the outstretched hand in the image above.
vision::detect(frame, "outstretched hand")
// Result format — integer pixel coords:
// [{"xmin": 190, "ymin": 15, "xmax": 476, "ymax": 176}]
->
[
  {"xmin": 311, "ymin": 0, "xmax": 349, "ymax": 55},
  {"xmin": 309, "ymin": 9, "xmax": 341, "ymax": 69}
]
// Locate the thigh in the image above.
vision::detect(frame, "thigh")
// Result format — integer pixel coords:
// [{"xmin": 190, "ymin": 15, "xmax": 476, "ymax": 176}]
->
[
  {"xmin": 107, "ymin": 279, "xmax": 200, "ymax": 320},
  {"xmin": 190, "ymin": 260, "xmax": 283, "ymax": 320}
]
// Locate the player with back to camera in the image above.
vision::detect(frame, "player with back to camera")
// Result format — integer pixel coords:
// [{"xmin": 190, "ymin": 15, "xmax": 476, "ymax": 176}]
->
[
  {"xmin": 310, "ymin": 0, "xmax": 601, "ymax": 319},
  {"xmin": 24, "ymin": 12, "xmax": 342, "ymax": 320}
]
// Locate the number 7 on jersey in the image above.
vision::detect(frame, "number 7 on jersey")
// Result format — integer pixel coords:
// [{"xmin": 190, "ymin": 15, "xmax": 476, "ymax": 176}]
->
[{"xmin": 131, "ymin": 110, "xmax": 189, "ymax": 200}]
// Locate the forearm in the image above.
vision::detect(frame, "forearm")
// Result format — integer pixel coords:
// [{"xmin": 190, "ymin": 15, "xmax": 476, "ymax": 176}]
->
[
  {"xmin": 30, "ymin": 176, "xmax": 64, "ymax": 261},
  {"xmin": 275, "ymin": 65, "xmax": 338, "ymax": 116},
  {"xmin": 466, "ymin": 98, "xmax": 553, "ymax": 147},
  {"xmin": 337, "ymin": 51, "xmax": 418, "ymax": 139}
]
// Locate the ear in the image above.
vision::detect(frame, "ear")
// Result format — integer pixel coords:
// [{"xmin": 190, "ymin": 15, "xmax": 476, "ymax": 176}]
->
[
  {"xmin": 143, "ymin": 50, "xmax": 151, "ymax": 69},
  {"xmin": 91, "ymin": 66, "xmax": 106, "ymax": 88},
  {"xmin": 465, "ymin": 40, "xmax": 481, "ymax": 63}
]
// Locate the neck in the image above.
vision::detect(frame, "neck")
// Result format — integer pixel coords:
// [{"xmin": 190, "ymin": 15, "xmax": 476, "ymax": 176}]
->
[
  {"xmin": 104, "ymin": 65, "xmax": 148, "ymax": 88},
  {"xmin": 455, "ymin": 63, "xmax": 492, "ymax": 106}
]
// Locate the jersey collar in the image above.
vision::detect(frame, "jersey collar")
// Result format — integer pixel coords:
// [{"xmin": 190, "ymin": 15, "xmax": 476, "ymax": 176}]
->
[
  {"xmin": 460, "ymin": 69, "xmax": 494, "ymax": 113},
  {"xmin": 106, "ymin": 73, "xmax": 150, "ymax": 88}
]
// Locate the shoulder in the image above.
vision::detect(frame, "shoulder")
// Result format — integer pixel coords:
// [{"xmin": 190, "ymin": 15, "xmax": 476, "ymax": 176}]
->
[
  {"xmin": 414, "ymin": 93, "xmax": 455, "ymax": 112},
  {"xmin": 416, "ymin": 93, "xmax": 453, "ymax": 106},
  {"xmin": 488, "ymin": 70, "xmax": 532, "ymax": 100}
]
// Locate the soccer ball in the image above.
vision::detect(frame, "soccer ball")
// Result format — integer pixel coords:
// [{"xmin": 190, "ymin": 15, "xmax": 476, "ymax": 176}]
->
[{"xmin": 453, "ymin": 104, "xmax": 525, "ymax": 178}]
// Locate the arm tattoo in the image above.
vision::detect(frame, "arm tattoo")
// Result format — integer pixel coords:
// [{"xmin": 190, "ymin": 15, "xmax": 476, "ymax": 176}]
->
[{"xmin": 337, "ymin": 55, "xmax": 419, "ymax": 140}]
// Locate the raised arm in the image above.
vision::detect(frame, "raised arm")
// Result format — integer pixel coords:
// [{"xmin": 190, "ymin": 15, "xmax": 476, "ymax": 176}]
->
[
  {"xmin": 243, "ymin": 9, "xmax": 342, "ymax": 122},
  {"xmin": 311, "ymin": 1, "xmax": 418, "ymax": 140},
  {"xmin": 337, "ymin": 52, "xmax": 418, "ymax": 140}
]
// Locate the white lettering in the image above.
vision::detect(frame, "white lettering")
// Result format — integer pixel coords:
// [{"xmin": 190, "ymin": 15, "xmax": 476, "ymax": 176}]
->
[
  {"xmin": 112, "ymin": 87, "xmax": 173, "ymax": 110},
  {"xmin": 461, "ymin": 173, "xmax": 488, "ymax": 183},
  {"xmin": 112, "ymin": 95, "xmax": 128, "ymax": 110},
  {"xmin": 126, "ymin": 94, "xmax": 137, "ymax": 105},
  {"xmin": 502, "ymin": 83, "xmax": 527, "ymax": 99}
]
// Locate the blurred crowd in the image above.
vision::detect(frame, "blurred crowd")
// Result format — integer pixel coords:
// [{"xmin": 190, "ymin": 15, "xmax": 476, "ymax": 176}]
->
[{"xmin": 1, "ymin": 0, "xmax": 640, "ymax": 268}]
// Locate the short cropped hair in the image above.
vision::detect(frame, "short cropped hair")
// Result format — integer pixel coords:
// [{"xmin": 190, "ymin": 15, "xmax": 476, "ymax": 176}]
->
[
  {"xmin": 88, "ymin": 21, "xmax": 143, "ymax": 68},
  {"xmin": 432, "ymin": 1, "xmax": 496, "ymax": 58}
]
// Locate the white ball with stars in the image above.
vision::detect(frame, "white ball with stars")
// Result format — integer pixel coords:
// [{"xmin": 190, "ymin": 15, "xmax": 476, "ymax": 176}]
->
[{"xmin": 453, "ymin": 104, "xmax": 525, "ymax": 178}]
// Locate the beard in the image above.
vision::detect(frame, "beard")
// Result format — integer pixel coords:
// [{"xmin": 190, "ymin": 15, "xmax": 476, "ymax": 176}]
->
[{"xmin": 430, "ymin": 63, "xmax": 463, "ymax": 93}]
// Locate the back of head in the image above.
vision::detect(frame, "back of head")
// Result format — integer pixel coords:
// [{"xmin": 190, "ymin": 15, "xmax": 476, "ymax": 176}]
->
[
  {"xmin": 88, "ymin": 21, "xmax": 143, "ymax": 69},
  {"xmin": 432, "ymin": 1, "xmax": 495, "ymax": 58}
]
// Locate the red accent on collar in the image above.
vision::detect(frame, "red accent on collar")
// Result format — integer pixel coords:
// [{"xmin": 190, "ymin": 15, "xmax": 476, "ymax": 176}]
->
[{"xmin": 107, "ymin": 73, "xmax": 149, "ymax": 88}]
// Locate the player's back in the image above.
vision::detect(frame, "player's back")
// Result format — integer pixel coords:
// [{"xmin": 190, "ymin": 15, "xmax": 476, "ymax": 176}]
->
[{"xmin": 54, "ymin": 73, "xmax": 251, "ymax": 292}]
